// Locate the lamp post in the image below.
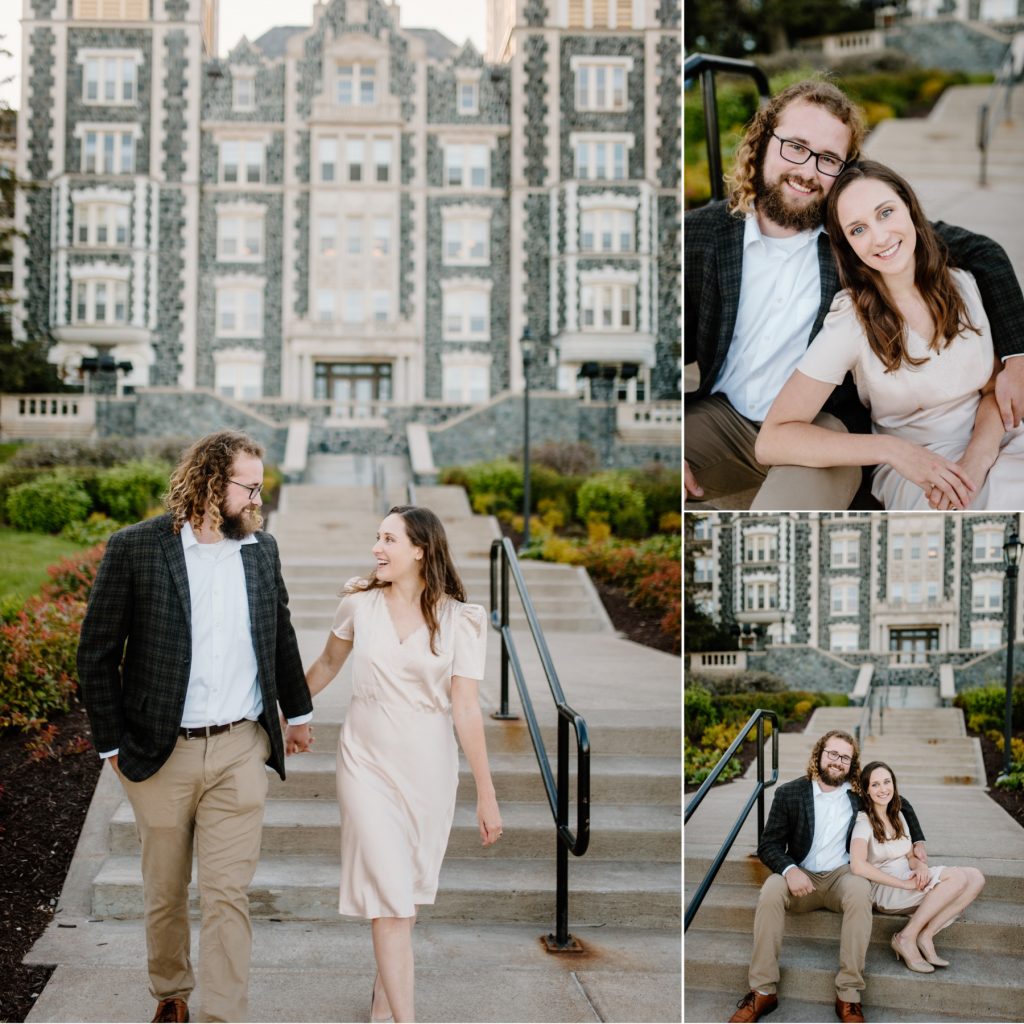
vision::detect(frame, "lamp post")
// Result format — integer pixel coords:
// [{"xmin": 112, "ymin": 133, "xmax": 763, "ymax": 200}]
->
[
  {"xmin": 1001, "ymin": 530, "xmax": 1022, "ymax": 781},
  {"xmin": 520, "ymin": 327, "xmax": 535, "ymax": 552}
]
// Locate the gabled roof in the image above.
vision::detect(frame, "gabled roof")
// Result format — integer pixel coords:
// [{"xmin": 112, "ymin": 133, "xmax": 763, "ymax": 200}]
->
[
  {"xmin": 252, "ymin": 25, "xmax": 309, "ymax": 60},
  {"xmin": 405, "ymin": 27, "xmax": 459, "ymax": 62}
]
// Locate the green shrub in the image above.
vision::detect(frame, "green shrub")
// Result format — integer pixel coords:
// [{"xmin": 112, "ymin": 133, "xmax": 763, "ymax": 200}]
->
[
  {"xmin": 9, "ymin": 437, "xmax": 145, "ymax": 469},
  {"xmin": 714, "ymin": 690, "xmax": 832, "ymax": 729},
  {"xmin": 60, "ymin": 513, "xmax": 124, "ymax": 546},
  {"xmin": 577, "ymin": 471, "xmax": 647, "ymax": 537},
  {"xmin": 628, "ymin": 465, "xmax": 682, "ymax": 533},
  {"xmin": 6, "ymin": 472, "xmax": 93, "ymax": 533},
  {"xmin": 0, "ymin": 593, "xmax": 84, "ymax": 730},
  {"xmin": 685, "ymin": 684, "xmax": 718, "ymax": 743},
  {"xmin": 459, "ymin": 460, "xmax": 524, "ymax": 515},
  {"xmin": 0, "ymin": 466, "xmax": 49, "ymax": 525},
  {"xmin": 529, "ymin": 465, "xmax": 574, "ymax": 523},
  {"xmin": 94, "ymin": 460, "xmax": 170, "ymax": 522},
  {"xmin": 688, "ymin": 670, "xmax": 788, "ymax": 696},
  {"xmin": 955, "ymin": 683, "xmax": 1024, "ymax": 731},
  {"xmin": 684, "ymin": 737, "xmax": 742, "ymax": 786}
]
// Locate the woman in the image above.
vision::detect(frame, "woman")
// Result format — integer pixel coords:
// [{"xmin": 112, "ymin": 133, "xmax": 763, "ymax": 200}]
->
[
  {"xmin": 301, "ymin": 505, "xmax": 503, "ymax": 1023},
  {"xmin": 851, "ymin": 761, "xmax": 984, "ymax": 972},
  {"xmin": 756, "ymin": 159, "xmax": 1024, "ymax": 510}
]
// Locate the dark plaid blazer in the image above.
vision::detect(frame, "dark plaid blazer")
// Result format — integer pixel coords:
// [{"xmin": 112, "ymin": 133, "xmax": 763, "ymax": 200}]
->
[
  {"xmin": 684, "ymin": 199, "xmax": 1024, "ymax": 432},
  {"xmin": 757, "ymin": 776, "xmax": 926, "ymax": 876},
  {"xmin": 77, "ymin": 513, "xmax": 312, "ymax": 783}
]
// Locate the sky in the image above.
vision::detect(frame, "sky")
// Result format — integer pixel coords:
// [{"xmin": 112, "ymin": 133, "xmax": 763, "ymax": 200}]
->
[{"xmin": 0, "ymin": 0, "xmax": 487, "ymax": 110}]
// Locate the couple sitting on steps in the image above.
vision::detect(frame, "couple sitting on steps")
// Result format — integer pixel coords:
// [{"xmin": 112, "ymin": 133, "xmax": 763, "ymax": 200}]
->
[{"xmin": 728, "ymin": 729, "xmax": 985, "ymax": 1024}]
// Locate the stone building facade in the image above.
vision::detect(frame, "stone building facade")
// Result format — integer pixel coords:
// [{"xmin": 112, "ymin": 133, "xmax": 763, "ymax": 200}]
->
[
  {"xmin": 11, "ymin": 0, "xmax": 681, "ymax": 461},
  {"xmin": 690, "ymin": 512, "xmax": 1024, "ymax": 663}
]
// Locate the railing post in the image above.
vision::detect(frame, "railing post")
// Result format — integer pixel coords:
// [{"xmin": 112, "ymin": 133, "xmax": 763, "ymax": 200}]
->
[
  {"xmin": 701, "ymin": 67, "xmax": 724, "ymax": 202},
  {"xmin": 491, "ymin": 543, "xmax": 518, "ymax": 720},
  {"xmin": 978, "ymin": 103, "xmax": 989, "ymax": 186},
  {"xmin": 756, "ymin": 717, "xmax": 765, "ymax": 839}
]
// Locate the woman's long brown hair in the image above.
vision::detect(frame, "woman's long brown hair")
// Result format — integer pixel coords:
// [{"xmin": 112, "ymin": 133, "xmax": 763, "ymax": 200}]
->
[
  {"xmin": 346, "ymin": 505, "xmax": 466, "ymax": 655},
  {"xmin": 824, "ymin": 160, "xmax": 980, "ymax": 373},
  {"xmin": 858, "ymin": 760, "xmax": 907, "ymax": 843}
]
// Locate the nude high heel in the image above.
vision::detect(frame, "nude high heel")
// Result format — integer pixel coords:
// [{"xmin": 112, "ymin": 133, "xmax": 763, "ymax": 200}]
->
[
  {"xmin": 891, "ymin": 933, "xmax": 935, "ymax": 973},
  {"xmin": 918, "ymin": 941, "xmax": 950, "ymax": 968},
  {"xmin": 370, "ymin": 974, "xmax": 394, "ymax": 1024}
]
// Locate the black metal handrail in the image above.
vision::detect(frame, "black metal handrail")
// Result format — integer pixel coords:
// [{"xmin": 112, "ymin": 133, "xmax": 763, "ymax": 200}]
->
[
  {"xmin": 977, "ymin": 50, "xmax": 1017, "ymax": 186},
  {"xmin": 684, "ymin": 708, "xmax": 779, "ymax": 931},
  {"xmin": 489, "ymin": 537, "xmax": 591, "ymax": 951},
  {"xmin": 684, "ymin": 53, "xmax": 771, "ymax": 202}
]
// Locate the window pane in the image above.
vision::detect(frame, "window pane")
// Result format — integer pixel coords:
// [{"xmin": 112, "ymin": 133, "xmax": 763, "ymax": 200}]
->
[
  {"xmin": 613, "ymin": 142, "xmax": 626, "ymax": 179},
  {"xmin": 223, "ymin": 141, "xmax": 239, "ymax": 182},
  {"xmin": 575, "ymin": 66, "xmax": 588, "ymax": 108},
  {"xmin": 120, "ymin": 133, "xmax": 134, "ymax": 173},
  {"xmin": 115, "ymin": 206, "xmax": 129, "ymax": 245},
  {"xmin": 103, "ymin": 133, "xmax": 116, "ymax": 173},
  {"xmin": 104, "ymin": 60, "xmax": 117, "ymax": 100},
  {"xmin": 360, "ymin": 66, "xmax": 375, "ymax": 104},
  {"xmin": 337, "ymin": 65, "xmax": 353, "ymax": 105},
  {"xmin": 123, "ymin": 60, "xmax": 136, "ymax": 101},
  {"xmin": 114, "ymin": 281, "xmax": 127, "ymax": 322},
  {"xmin": 95, "ymin": 282, "xmax": 107, "ymax": 320},
  {"xmin": 346, "ymin": 216, "xmax": 362, "ymax": 254},
  {"xmin": 320, "ymin": 138, "xmax": 336, "ymax": 181},
  {"xmin": 85, "ymin": 58, "xmax": 99, "ymax": 100},
  {"xmin": 372, "ymin": 218, "xmax": 390, "ymax": 256},
  {"xmin": 373, "ymin": 139, "xmax": 390, "ymax": 182},
  {"xmin": 347, "ymin": 138, "xmax": 364, "ymax": 181}
]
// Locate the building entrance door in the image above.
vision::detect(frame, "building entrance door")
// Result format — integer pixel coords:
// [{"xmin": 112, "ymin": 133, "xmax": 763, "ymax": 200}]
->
[{"xmin": 889, "ymin": 627, "xmax": 939, "ymax": 665}]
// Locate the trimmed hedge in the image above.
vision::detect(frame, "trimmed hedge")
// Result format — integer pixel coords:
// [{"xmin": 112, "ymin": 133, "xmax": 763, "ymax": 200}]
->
[{"xmin": 6, "ymin": 472, "xmax": 93, "ymax": 534}]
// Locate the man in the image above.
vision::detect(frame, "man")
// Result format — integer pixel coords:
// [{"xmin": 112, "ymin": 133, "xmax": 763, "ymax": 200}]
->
[
  {"xmin": 685, "ymin": 78, "xmax": 1024, "ymax": 509},
  {"xmin": 78, "ymin": 430, "xmax": 314, "ymax": 1023},
  {"xmin": 728, "ymin": 730, "xmax": 928, "ymax": 1024}
]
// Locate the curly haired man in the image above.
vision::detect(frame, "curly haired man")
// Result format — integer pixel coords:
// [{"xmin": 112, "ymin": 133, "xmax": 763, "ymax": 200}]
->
[
  {"xmin": 78, "ymin": 430, "xmax": 313, "ymax": 1023},
  {"xmin": 728, "ymin": 729, "xmax": 928, "ymax": 1024}
]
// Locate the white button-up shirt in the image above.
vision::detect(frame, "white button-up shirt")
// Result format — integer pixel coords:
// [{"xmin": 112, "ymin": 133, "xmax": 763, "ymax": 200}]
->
[
  {"xmin": 179, "ymin": 522, "xmax": 263, "ymax": 729},
  {"xmin": 797, "ymin": 780, "xmax": 854, "ymax": 874},
  {"xmin": 712, "ymin": 211, "xmax": 824, "ymax": 422}
]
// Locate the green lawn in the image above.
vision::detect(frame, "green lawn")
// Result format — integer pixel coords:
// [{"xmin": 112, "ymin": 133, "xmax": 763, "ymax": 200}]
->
[{"xmin": 0, "ymin": 526, "xmax": 85, "ymax": 607}]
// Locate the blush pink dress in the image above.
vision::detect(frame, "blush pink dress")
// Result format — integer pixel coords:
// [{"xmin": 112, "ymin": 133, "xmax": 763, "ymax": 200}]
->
[
  {"xmin": 330, "ymin": 581, "xmax": 487, "ymax": 918},
  {"xmin": 797, "ymin": 269, "xmax": 1024, "ymax": 510}
]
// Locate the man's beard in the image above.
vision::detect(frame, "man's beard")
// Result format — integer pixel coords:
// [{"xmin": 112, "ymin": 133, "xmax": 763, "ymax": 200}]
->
[
  {"xmin": 220, "ymin": 502, "xmax": 262, "ymax": 540},
  {"xmin": 755, "ymin": 165, "xmax": 826, "ymax": 232},
  {"xmin": 819, "ymin": 761, "xmax": 849, "ymax": 786}
]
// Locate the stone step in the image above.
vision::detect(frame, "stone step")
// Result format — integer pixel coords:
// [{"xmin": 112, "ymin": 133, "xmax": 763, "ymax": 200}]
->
[
  {"xmin": 683, "ymin": 931, "xmax": 1022, "ymax": 1021},
  {"xmin": 683, "ymin": 853, "xmax": 1024, "ymax": 904},
  {"xmin": 91, "ymin": 855, "xmax": 681, "ymax": 928},
  {"xmin": 684, "ymin": 882, "xmax": 1024, "ymax": 951},
  {"xmin": 274, "ymin": 753, "xmax": 682, "ymax": 805},
  {"xmin": 284, "ymin": 710, "xmax": 681, "ymax": 758},
  {"xmin": 110, "ymin": 799, "xmax": 681, "ymax": 862}
]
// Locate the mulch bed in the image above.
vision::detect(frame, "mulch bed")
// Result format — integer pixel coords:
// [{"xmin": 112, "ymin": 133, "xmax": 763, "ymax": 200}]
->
[
  {"xmin": 971, "ymin": 726, "xmax": 1024, "ymax": 827},
  {"xmin": 0, "ymin": 702, "xmax": 100, "ymax": 1023}
]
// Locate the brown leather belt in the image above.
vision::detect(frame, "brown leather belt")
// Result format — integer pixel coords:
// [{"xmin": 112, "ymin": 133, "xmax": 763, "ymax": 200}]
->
[{"xmin": 179, "ymin": 717, "xmax": 250, "ymax": 740}]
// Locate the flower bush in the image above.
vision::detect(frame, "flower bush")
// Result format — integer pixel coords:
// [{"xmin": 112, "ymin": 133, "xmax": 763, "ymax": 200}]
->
[{"xmin": 40, "ymin": 544, "xmax": 106, "ymax": 603}]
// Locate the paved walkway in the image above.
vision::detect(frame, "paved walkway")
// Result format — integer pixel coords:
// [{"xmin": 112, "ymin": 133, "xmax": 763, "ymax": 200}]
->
[{"xmin": 23, "ymin": 488, "xmax": 682, "ymax": 1023}]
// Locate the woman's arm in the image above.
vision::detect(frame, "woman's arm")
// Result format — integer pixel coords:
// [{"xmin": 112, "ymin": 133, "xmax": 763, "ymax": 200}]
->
[
  {"xmin": 451, "ymin": 675, "xmax": 503, "ymax": 846},
  {"xmin": 305, "ymin": 632, "xmax": 353, "ymax": 699},
  {"xmin": 757, "ymin": 370, "xmax": 977, "ymax": 507},
  {"xmin": 850, "ymin": 838, "xmax": 918, "ymax": 890}
]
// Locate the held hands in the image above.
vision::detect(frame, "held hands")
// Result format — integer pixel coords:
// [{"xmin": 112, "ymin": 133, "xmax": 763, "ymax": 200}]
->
[
  {"xmin": 927, "ymin": 448, "xmax": 995, "ymax": 510},
  {"xmin": 994, "ymin": 357, "xmax": 1024, "ymax": 431},
  {"xmin": 886, "ymin": 437, "xmax": 976, "ymax": 509},
  {"xmin": 910, "ymin": 866, "xmax": 931, "ymax": 891},
  {"xmin": 785, "ymin": 867, "xmax": 816, "ymax": 897},
  {"xmin": 477, "ymin": 792, "xmax": 503, "ymax": 847},
  {"xmin": 284, "ymin": 721, "xmax": 314, "ymax": 756}
]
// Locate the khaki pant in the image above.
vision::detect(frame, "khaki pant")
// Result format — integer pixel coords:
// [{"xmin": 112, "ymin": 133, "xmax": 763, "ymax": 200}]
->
[
  {"xmin": 749, "ymin": 866, "xmax": 872, "ymax": 1003},
  {"xmin": 120, "ymin": 720, "xmax": 271, "ymax": 1023},
  {"xmin": 685, "ymin": 394, "xmax": 861, "ymax": 510}
]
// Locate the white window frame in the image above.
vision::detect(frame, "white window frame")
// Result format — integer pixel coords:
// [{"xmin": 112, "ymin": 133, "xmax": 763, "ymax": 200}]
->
[
  {"xmin": 830, "ymin": 534, "xmax": 860, "ymax": 568},
  {"xmin": 580, "ymin": 207, "xmax": 635, "ymax": 253},
  {"xmin": 971, "ymin": 623, "xmax": 1003, "ymax": 649},
  {"xmin": 743, "ymin": 580, "xmax": 778, "ymax": 611},
  {"xmin": 344, "ymin": 215, "xmax": 362, "ymax": 255},
  {"xmin": 343, "ymin": 290, "xmax": 364, "ymax": 324},
  {"xmin": 693, "ymin": 518, "xmax": 711, "ymax": 541},
  {"xmin": 317, "ymin": 214, "xmax": 338, "ymax": 257},
  {"xmin": 219, "ymin": 138, "xmax": 266, "ymax": 185},
  {"xmin": 80, "ymin": 51, "xmax": 140, "ymax": 105},
  {"xmin": 371, "ymin": 217, "xmax": 392, "ymax": 258},
  {"xmin": 694, "ymin": 556, "xmax": 714, "ymax": 583},
  {"xmin": 78, "ymin": 125, "xmax": 139, "ymax": 175},
  {"xmin": 232, "ymin": 68, "xmax": 257, "ymax": 112},
  {"xmin": 571, "ymin": 56, "xmax": 632, "ymax": 112},
  {"xmin": 973, "ymin": 527, "xmax": 1005, "ymax": 562},
  {"xmin": 441, "ymin": 206, "xmax": 491, "ymax": 266},
  {"xmin": 318, "ymin": 136, "xmax": 338, "ymax": 182},
  {"xmin": 743, "ymin": 532, "xmax": 777, "ymax": 563},
  {"xmin": 580, "ymin": 280, "xmax": 635, "ymax": 331},
  {"xmin": 441, "ymin": 280, "xmax": 492, "ymax": 341},
  {"xmin": 444, "ymin": 142, "xmax": 491, "ymax": 189},
  {"xmin": 213, "ymin": 347, "xmax": 264, "ymax": 400},
  {"xmin": 455, "ymin": 69, "xmax": 481, "ymax": 116},
  {"xmin": 371, "ymin": 289, "xmax": 390, "ymax": 324},
  {"xmin": 372, "ymin": 137, "xmax": 392, "ymax": 182},
  {"xmin": 830, "ymin": 626, "xmax": 859, "ymax": 653},
  {"xmin": 72, "ymin": 277, "xmax": 129, "ymax": 325},
  {"xmin": 830, "ymin": 581, "xmax": 859, "ymax": 615},
  {"xmin": 315, "ymin": 288, "xmax": 336, "ymax": 323},
  {"xmin": 74, "ymin": 0, "xmax": 151, "ymax": 18},
  {"xmin": 441, "ymin": 351, "xmax": 492, "ymax": 403},
  {"xmin": 336, "ymin": 62, "xmax": 377, "ymax": 106},
  {"xmin": 571, "ymin": 133, "xmax": 633, "ymax": 181},
  {"xmin": 972, "ymin": 575, "xmax": 1003, "ymax": 612},
  {"xmin": 215, "ymin": 279, "xmax": 264, "ymax": 337},
  {"xmin": 216, "ymin": 204, "xmax": 265, "ymax": 262},
  {"xmin": 73, "ymin": 199, "xmax": 131, "ymax": 248}
]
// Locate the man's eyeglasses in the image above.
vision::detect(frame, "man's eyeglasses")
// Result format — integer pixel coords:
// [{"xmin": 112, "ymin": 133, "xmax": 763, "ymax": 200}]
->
[
  {"xmin": 229, "ymin": 480, "xmax": 263, "ymax": 501},
  {"xmin": 771, "ymin": 132, "xmax": 846, "ymax": 178},
  {"xmin": 824, "ymin": 749, "xmax": 853, "ymax": 766}
]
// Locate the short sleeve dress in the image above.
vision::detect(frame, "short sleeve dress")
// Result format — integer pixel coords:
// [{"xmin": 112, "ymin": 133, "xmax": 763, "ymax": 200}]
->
[
  {"xmin": 797, "ymin": 269, "xmax": 1024, "ymax": 510},
  {"xmin": 331, "ymin": 580, "xmax": 487, "ymax": 919},
  {"xmin": 850, "ymin": 810, "xmax": 947, "ymax": 913}
]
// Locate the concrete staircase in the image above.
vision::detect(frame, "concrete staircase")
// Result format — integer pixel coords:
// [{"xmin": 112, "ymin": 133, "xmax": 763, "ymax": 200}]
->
[
  {"xmin": 684, "ymin": 706, "xmax": 1024, "ymax": 1023},
  {"xmin": 24, "ymin": 480, "xmax": 683, "ymax": 1021}
]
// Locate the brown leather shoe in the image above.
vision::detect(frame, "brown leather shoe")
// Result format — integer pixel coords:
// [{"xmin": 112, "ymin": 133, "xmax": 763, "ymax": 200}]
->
[
  {"xmin": 835, "ymin": 997, "xmax": 865, "ymax": 1023},
  {"xmin": 728, "ymin": 991, "xmax": 778, "ymax": 1023},
  {"xmin": 152, "ymin": 998, "xmax": 189, "ymax": 1023}
]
